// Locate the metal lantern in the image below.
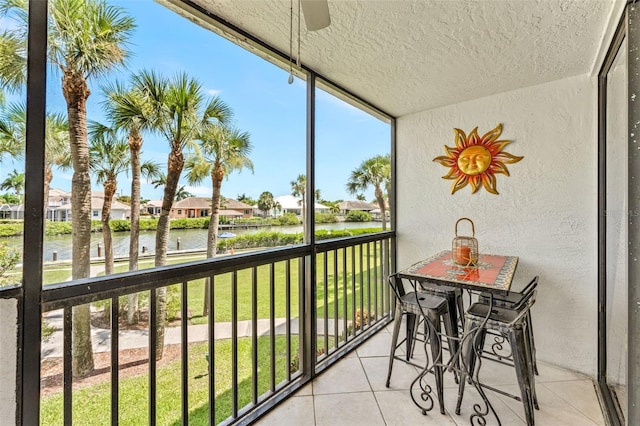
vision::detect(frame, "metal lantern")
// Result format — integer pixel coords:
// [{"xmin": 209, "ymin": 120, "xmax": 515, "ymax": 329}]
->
[{"xmin": 452, "ymin": 217, "xmax": 479, "ymax": 266}]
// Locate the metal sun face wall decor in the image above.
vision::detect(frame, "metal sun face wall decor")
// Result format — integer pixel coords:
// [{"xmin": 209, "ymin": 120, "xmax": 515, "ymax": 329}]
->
[{"xmin": 433, "ymin": 123, "xmax": 523, "ymax": 195}]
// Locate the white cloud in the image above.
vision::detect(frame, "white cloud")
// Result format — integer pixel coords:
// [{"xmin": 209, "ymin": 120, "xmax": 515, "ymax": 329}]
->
[{"xmin": 206, "ymin": 88, "xmax": 221, "ymax": 96}]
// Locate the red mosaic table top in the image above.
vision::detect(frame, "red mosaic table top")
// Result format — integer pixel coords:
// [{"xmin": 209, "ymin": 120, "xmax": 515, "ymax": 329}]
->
[{"xmin": 397, "ymin": 250, "xmax": 518, "ymax": 294}]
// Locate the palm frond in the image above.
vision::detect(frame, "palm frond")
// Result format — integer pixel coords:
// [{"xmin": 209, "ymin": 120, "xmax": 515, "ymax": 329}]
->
[
  {"xmin": 89, "ymin": 123, "xmax": 130, "ymax": 184},
  {"xmin": 0, "ymin": 30, "xmax": 27, "ymax": 91},
  {"xmin": 140, "ymin": 160, "xmax": 162, "ymax": 182},
  {"xmin": 346, "ymin": 154, "xmax": 390, "ymax": 196},
  {"xmin": 48, "ymin": 0, "xmax": 135, "ymax": 79}
]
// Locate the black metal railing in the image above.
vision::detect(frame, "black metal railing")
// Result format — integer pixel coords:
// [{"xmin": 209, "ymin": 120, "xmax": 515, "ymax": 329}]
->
[
  {"xmin": 33, "ymin": 231, "xmax": 394, "ymax": 425},
  {"xmin": 314, "ymin": 232, "xmax": 393, "ymax": 371}
]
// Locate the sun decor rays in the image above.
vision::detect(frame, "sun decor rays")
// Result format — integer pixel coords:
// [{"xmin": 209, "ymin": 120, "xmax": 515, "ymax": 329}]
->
[{"xmin": 433, "ymin": 123, "xmax": 523, "ymax": 195}]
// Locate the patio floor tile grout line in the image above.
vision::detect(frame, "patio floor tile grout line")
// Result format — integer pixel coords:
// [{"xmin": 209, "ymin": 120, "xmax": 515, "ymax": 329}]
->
[{"xmin": 355, "ymin": 351, "xmax": 389, "ymax": 425}]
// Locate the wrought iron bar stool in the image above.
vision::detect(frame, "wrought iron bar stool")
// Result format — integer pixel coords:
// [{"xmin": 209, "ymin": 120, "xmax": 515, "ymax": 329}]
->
[
  {"xmin": 385, "ymin": 274, "xmax": 458, "ymax": 415},
  {"xmin": 477, "ymin": 276, "xmax": 539, "ymax": 375},
  {"xmin": 419, "ymin": 284, "xmax": 465, "ymax": 334},
  {"xmin": 407, "ymin": 284, "xmax": 464, "ymax": 380},
  {"xmin": 456, "ymin": 280, "xmax": 539, "ymax": 426}
]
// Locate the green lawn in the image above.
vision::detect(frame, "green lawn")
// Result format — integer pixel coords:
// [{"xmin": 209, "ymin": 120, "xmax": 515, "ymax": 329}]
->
[
  {"xmin": 37, "ymin": 245, "xmax": 389, "ymax": 425},
  {"xmin": 88, "ymin": 245, "xmax": 388, "ymax": 327},
  {"xmin": 40, "ymin": 337, "xmax": 300, "ymax": 425}
]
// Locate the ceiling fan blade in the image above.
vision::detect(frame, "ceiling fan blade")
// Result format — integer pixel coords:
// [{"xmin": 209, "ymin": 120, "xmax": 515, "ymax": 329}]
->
[{"xmin": 301, "ymin": 0, "xmax": 331, "ymax": 31}]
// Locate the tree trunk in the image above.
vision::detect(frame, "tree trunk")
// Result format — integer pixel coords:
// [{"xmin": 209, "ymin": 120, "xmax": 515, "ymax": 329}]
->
[
  {"xmin": 72, "ymin": 304, "xmax": 93, "ymax": 377},
  {"xmin": 301, "ymin": 192, "xmax": 306, "ymax": 232},
  {"xmin": 44, "ymin": 166, "xmax": 52, "ymax": 220},
  {"xmin": 153, "ymin": 147, "xmax": 184, "ymax": 360},
  {"xmin": 375, "ymin": 185, "xmax": 387, "ymax": 231},
  {"xmin": 63, "ymin": 71, "xmax": 94, "ymax": 377},
  {"xmin": 385, "ymin": 180, "xmax": 391, "ymax": 229},
  {"xmin": 101, "ymin": 177, "xmax": 117, "ymax": 276},
  {"xmin": 203, "ymin": 165, "xmax": 223, "ymax": 316},
  {"xmin": 127, "ymin": 131, "xmax": 142, "ymax": 324}
]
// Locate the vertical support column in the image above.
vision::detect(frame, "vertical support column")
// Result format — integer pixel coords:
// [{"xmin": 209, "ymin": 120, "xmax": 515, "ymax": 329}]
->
[
  {"xmin": 21, "ymin": 1, "xmax": 48, "ymax": 425},
  {"xmin": 303, "ymin": 72, "xmax": 317, "ymax": 378},
  {"xmin": 389, "ymin": 118, "xmax": 397, "ymax": 280},
  {"xmin": 628, "ymin": 4, "xmax": 640, "ymax": 423}
]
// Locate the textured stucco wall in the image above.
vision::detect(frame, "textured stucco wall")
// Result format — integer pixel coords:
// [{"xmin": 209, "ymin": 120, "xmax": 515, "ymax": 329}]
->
[
  {"xmin": 396, "ymin": 74, "xmax": 597, "ymax": 375},
  {"xmin": 0, "ymin": 298, "xmax": 17, "ymax": 423}
]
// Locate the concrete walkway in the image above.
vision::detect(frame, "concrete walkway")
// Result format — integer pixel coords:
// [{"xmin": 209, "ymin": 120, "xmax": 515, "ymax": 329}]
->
[
  {"xmin": 42, "ymin": 310, "xmax": 343, "ymax": 359},
  {"xmin": 44, "ymin": 260, "xmax": 346, "ymax": 358}
]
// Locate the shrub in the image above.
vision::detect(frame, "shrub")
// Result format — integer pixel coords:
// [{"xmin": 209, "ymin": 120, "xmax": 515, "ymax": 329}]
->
[
  {"xmin": 139, "ymin": 218, "xmax": 159, "ymax": 231},
  {"xmin": 314, "ymin": 213, "xmax": 338, "ymax": 223},
  {"xmin": 289, "ymin": 347, "xmax": 326, "ymax": 374},
  {"xmin": 275, "ymin": 213, "xmax": 300, "ymax": 226},
  {"xmin": 41, "ymin": 318, "xmax": 56, "ymax": 342},
  {"xmin": 45, "ymin": 222, "xmax": 72, "ymax": 236},
  {"xmin": 170, "ymin": 218, "xmax": 209, "ymax": 230},
  {"xmin": 165, "ymin": 285, "xmax": 182, "ymax": 322},
  {"xmin": 43, "ymin": 220, "xmax": 101, "ymax": 236},
  {"xmin": 314, "ymin": 229, "xmax": 350, "ymax": 240},
  {"xmin": 345, "ymin": 210, "xmax": 372, "ymax": 222},
  {"xmin": 340, "ymin": 309, "xmax": 377, "ymax": 340},
  {"xmin": 0, "ymin": 241, "xmax": 20, "ymax": 286},
  {"xmin": 214, "ymin": 227, "xmax": 383, "ymax": 251},
  {"xmin": 0, "ymin": 222, "xmax": 23, "ymax": 237},
  {"xmin": 110, "ymin": 219, "xmax": 131, "ymax": 232},
  {"xmin": 217, "ymin": 231, "xmax": 303, "ymax": 251}
]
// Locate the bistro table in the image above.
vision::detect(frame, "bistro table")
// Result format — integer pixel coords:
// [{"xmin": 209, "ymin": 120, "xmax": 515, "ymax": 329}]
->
[{"xmin": 396, "ymin": 250, "xmax": 519, "ymax": 425}]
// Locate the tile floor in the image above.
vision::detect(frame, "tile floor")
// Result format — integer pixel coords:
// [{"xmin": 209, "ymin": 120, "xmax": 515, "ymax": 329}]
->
[{"xmin": 257, "ymin": 324, "xmax": 605, "ymax": 426}]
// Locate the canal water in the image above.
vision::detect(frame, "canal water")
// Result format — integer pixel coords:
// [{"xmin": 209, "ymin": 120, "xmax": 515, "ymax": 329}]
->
[{"xmin": 3, "ymin": 222, "xmax": 381, "ymax": 262}]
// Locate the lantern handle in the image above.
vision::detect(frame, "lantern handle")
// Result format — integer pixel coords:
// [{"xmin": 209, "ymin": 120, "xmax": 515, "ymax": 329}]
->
[{"xmin": 455, "ymin": 217, "xmax": 475, "ymax": 237}]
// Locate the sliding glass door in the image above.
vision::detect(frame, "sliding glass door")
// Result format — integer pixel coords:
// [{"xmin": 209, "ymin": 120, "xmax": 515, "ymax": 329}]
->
[
  {"xmin": 598, "ymin": 4, "xmax": 640, "ymax": 424},
  {"xmin": 603, "ymin": 32, "xmax": 627, "ymax": 422}
]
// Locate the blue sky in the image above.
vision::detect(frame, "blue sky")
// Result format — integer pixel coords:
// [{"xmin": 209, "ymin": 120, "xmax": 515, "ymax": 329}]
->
[{"xmin": 2, "ymin": 0, "xmax": 390, "ymax": 202}]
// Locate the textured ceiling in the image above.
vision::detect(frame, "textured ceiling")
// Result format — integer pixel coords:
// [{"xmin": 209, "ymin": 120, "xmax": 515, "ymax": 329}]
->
[{"xmin": 176, "ymin": 0, "xmax": 616, "ymax": 117}]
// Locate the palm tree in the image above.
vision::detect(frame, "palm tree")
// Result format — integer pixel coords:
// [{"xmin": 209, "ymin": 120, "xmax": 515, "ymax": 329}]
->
[
  {"xmin": 257, "ymin": 191, "xmax": 275, "ymax": 217},
  {"xmin": 0, "ymin": 103, "xmax": 71, "ymax": 215},
  {"xmin": 89, "ymin": 123, "xmax": 129, "ymax": 276},
  {"xmin": 0, "ymin": 102, "xmax": 24, "ymax": 162},
  {"xmin": 0, "ymin": 169, "xmax": 24, "ymax": 200},
  {"xmin": 0, "ymin": 6, "xmax": 26, "ymax": 93},
  {"xmin": 346, "ymin": 154, "xmax": 391, "ymax": 230},
  {"xmin": 100, "ymin": 80, "xmax": 153, "ymax": 274},
  {"xmin": 49, "ymin": 0, "xmax": 134, "ymax": 377},
  {"xmin": 100, "ymin": 80, "xmax": 158, "ymax": 324},
  {"xmin": 152, "ymin": 173, "xmax": 195, "ymax": 200},
  {"xmin": 290, "ymin": 174, "xmax": 306, "ymax": 229},
  {"xmin": 151, "ymin": 172, "xmax": 166, "ymax": 189},
  {"xmin": 44, "ymin": 112, "xmax": 71, "ymax": 215},
  {"xmin": 185, "ymin": 124, "xmax": 253, "ymax": 316},
  {"xmin": 237, "ymin": 193, "xmax": 257, "ymax": 206},
  {"xmin": 174, "ymin": 185, "xmax": 194, "ymax": 201},
  {"xmin": 1, "ymin": 0, "xmax": 134, "ymax": 375},
  {"xmin": 135, "ymin": 70, "xmax": 231, "ymax": 358},
  {"xmin": 89, "ymin": 124, "xmax": 161, "ymax": 275}
]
